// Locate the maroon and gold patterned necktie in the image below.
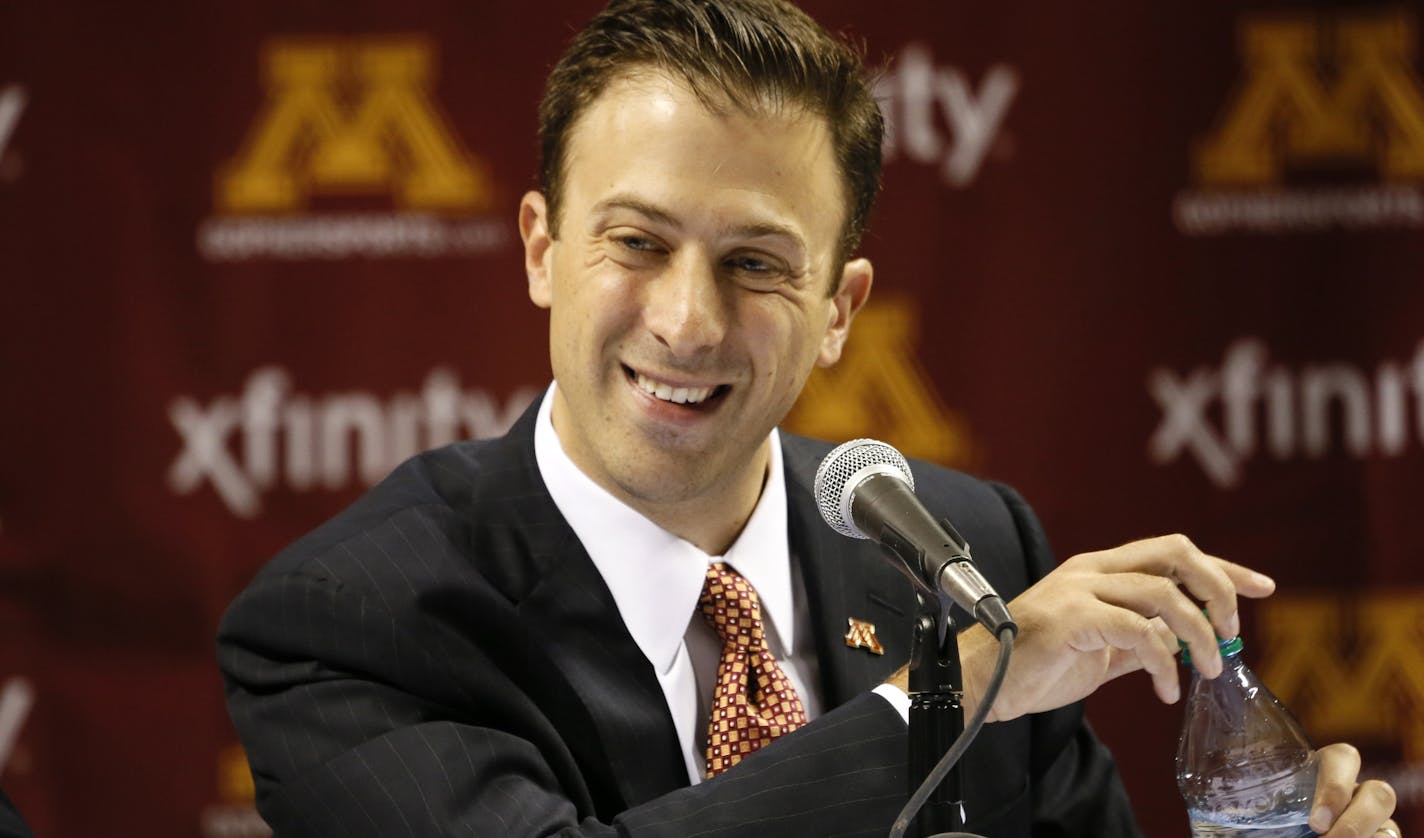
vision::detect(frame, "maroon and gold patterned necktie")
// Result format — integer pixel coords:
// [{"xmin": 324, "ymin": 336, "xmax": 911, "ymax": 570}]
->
[{"xmin": 699, "ymin": 561, "xmax": 809, "ymax": 777}]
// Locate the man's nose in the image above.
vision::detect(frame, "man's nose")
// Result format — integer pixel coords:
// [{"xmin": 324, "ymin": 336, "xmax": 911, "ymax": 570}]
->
[{"xmin": 643, "ymin": 255, "xmax": 729, "ymax": 357}]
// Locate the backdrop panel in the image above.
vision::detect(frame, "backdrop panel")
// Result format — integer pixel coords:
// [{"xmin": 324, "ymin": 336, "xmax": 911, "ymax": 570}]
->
[{"xmin": 1, "ymin": 2, "xmax": 1420, "ymax": 835}]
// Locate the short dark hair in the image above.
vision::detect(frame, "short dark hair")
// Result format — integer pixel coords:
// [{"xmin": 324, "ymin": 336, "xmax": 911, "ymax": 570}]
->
[{"xmin": 537, "ymin": 0, "xmax": 884, "ymax": 272}]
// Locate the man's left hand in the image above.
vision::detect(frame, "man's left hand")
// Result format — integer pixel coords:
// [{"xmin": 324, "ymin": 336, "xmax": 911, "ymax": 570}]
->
[{"xmin": 1311, "ymin": 742, "xmax": 1399, "ymax": 838}]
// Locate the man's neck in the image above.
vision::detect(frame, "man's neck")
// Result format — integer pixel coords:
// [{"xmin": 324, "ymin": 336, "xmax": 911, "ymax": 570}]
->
[
  {"xmin": 627, "ymin": 453, "xmax": 769, "ymax": 555},
  {"xmin": 548, "ymin": 393, "xmax": 769, "ymax": 555}
]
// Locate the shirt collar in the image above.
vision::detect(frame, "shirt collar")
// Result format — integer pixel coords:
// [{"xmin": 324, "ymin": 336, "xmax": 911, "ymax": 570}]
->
[{"xmin": 533, "ymin": 383, "xmax": 794, "ymax": 674}]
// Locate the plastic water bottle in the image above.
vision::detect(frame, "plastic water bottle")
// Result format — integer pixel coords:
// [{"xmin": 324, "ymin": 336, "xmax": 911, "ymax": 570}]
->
[{"xmin": 1176, "ymin": 634, "xmax": 1318, "ymax": 837}]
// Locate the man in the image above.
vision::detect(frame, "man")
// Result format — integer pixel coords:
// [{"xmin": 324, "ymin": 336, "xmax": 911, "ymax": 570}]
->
[{"xmin": 218, "ymin": 1, "xmax": 1400, "ymax": 835}]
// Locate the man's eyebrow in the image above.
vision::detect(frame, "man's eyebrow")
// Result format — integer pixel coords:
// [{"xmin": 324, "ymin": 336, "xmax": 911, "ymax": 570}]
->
[
  {"xmin": 592, "ymin": 196, "xmax": 682, "ymax": 230},
  {"xmin": 731, "ymin": 221, "xmax": 806, "ymax": 251}
]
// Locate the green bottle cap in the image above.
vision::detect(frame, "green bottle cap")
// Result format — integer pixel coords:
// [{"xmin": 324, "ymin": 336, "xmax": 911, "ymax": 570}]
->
[{"xmin": 1180, "ymin": 633, "xmax": 1243, "ymax": 667}]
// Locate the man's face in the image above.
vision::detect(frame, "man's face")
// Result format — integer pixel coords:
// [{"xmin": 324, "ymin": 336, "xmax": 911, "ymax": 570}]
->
[{"xmin": 520, "ymin": 70, "xmax": 872, "ymax": 535}]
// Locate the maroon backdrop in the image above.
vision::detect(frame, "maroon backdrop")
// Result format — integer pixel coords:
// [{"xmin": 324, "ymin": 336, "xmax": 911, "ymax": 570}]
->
[{"xmin": 1, "ymin": 2, "xmax": 1421, "ymax": 835}]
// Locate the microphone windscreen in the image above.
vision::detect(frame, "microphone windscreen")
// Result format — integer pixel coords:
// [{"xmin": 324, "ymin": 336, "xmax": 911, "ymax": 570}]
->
[{"xmin": 812, "ymin": 438, "xmax": 914, "ymax": 539}]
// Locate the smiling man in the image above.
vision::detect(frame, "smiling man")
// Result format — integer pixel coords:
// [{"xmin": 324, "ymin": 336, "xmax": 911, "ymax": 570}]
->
[
  {"xmin": 218, "ymin": 2, "xmax": 1399, "ymax": 836},
  {"xmin": 521, "ymin": 66, "xmax": 870, "ymax": 556}
]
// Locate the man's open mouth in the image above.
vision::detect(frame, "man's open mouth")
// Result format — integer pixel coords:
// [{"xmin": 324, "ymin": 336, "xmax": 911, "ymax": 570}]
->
[{"xmin": 625, "ymin": 366, "xmax": 730, "ymax": 406}]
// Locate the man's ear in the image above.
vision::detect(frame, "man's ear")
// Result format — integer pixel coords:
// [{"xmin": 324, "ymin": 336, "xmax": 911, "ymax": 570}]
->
[
  {"xmin": 520, "ymin": 191, "xmax": 554, "ymax": 309},
  {"xmin": 818, "ymin": 257, "xmax": 874, "ymax": 367}
]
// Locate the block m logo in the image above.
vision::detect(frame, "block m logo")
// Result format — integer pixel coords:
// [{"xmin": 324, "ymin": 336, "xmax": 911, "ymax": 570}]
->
[
  {"xmin": 1195, "ymin": 10, "xmax": 1424, "ymax": 185},
  {"xmin": 784, "ymin": 297, "xmax": 974, "ymax": 467},
  {"xmin": 218, "ymin": 36, "xmax": 491, "ymax": 213},
  {"xmin": 1257, "ymin": 593, "xmax": 1424, "ymax": 759}
]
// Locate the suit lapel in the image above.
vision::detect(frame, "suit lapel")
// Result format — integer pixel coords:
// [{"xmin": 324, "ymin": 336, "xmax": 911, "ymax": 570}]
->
[
  {"xmin": 521, "ymin": 532, "xmax": 689, "ymax": 809},
  {"xmin": 781, "ymin": 434, "xmax": 915, "ymax": 706},
  {"xmin": 486, "ymin": 412, "xmax": 917, "ymax": 812},
  {"xmin": 491, "ymin": 400, "xmax": 687, "ymax": 811}
]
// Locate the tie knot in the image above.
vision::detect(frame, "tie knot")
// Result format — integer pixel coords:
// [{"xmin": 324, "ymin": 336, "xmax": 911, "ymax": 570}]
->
[{"xmin": 698, "ymin": 562, "xmax": 765, "ymax": 647}]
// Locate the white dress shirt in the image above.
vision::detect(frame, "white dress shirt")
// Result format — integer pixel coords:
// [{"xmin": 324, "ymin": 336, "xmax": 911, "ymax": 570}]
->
[{"xmin": 533, "ymin": 383, "xmax": 906, "ymax": 784}]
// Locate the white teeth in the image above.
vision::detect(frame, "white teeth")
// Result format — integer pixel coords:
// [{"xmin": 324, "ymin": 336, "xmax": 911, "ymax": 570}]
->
[{"xmin": 635, "ymin": 372, "xmax": 716, "ymax": 405}]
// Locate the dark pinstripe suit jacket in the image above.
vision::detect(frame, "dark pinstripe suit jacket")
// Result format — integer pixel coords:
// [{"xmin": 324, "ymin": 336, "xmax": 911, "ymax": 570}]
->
[{"xmin": 218, "ymin": 398, "xmax": 1141, "ymax": 836}]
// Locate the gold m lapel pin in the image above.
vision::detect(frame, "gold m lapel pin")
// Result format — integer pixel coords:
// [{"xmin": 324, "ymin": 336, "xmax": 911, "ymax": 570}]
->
[{"xmin": 844, "ymin": 618, "xmax": 884, "ymax": 655}]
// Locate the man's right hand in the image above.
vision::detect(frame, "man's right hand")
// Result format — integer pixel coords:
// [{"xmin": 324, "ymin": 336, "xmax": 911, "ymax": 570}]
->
[{"xmin": 957, "ymin": 534, "xmax": 1277, "ymax": 722}]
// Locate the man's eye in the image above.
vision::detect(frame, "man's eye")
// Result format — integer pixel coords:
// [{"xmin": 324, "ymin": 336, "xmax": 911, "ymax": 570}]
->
[
  {"xmin": 724, "ymin": 253, "xmax": 790, "ymax": 288},
  {"xmin": 619, "ymin": 236, "xmax": 658, "ymax": 252},
  {"xmin": 727, "ymin": 255, "xmax": 770, "ymax": 273}
]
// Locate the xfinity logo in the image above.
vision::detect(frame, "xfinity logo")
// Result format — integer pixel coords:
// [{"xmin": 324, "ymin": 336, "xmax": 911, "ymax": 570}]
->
[
  {"xmin": 167, "ymin": 367, "xmax": 538, "ymax": 517},
  {"xmin": 876, "ymin": 44, "xmax": 1019, "ymax": 187},
  {"xmin": 1148, "ymin": 339, "xmax": 1424, "ymax": 486}
]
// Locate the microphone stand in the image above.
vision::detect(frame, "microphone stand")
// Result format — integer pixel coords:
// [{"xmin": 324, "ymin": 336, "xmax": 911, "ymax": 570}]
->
[{"xmin": 907, "ymin": 588, "xmax": 966, "ymax": 836}]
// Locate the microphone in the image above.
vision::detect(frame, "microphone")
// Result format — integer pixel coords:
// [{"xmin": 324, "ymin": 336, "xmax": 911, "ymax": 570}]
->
[{"xmin": 813, "ymin": 438, "xmax": 1015, "ymax": 635}]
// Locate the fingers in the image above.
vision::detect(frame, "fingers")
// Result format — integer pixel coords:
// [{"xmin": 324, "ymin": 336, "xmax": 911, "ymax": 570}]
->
[
  {"xmin": 1077, "ymin": 606, "xmax": 1184, "ymax": 704},
  {"xmin": 1100, "ymin": 623, "xmax": 1170, "ymax": 684},
  {"xmin": 1217, "ymin": 556, "xmax": 1277, "ymax": 599},
  {"xmin": 1319, "ymin": 781, "xmax": 1396, "ymax": 837},
  {"xmin": 1084, "ymin": 534, "xmax": 1277, "ymax": 660},
  {"xmin": 1092, "ymin": 570, "xmax": 1225, "ymax": 678},
  {"xmin": 1310, "ymin": 743, "xmax": 1398, "ymax": 838},
  {"xmin": 1052, "ymin": 602, "xmax": 1185, "ymax": 705},
  {"xmin": 1005, "ymin": 532, "xmax": 1280, "ymax": 714},
  {"xmin": 1311, "ymin": 742, "xmax": 1361, "ymax": 833}
]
